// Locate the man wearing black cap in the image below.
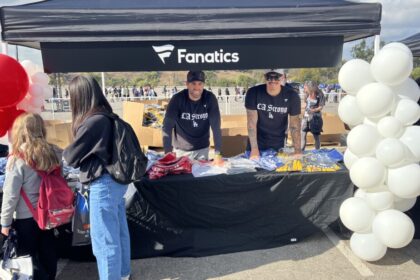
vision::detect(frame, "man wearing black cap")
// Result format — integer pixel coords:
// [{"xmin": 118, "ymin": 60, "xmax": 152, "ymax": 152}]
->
[
  {"xmin": 245, "ymin": 69, "xmax": 302, "ymax": 158},
  {"xmin": 163, "ymin": 71, "xmax": 222, "ymax": 161}
]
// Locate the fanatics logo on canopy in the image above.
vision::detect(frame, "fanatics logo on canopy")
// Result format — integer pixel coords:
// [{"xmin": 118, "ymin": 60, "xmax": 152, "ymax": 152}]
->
[
  {"xmin": 152, "ymin": 44, "xmax": 175, "ymax": 64},
  {"xmin": 152, "ymin": 44, "xmax": 240, "ymax": 64}
]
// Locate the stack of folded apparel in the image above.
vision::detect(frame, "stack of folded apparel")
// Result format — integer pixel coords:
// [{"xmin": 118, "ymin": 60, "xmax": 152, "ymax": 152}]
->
[
  {"xmin": 192, "ymin": 161, "xmax": 228, "ymax": 177},
  {"xmin": 148, "ymin": 152, "xmax": 192, "ymax": 179},
  {"xmin": 226, "ymin": 157, "xmax": 258, "ymax": 174},
  {"xmin": 243, "ymin": 149, "xmax": 284, "ymax": 171}
]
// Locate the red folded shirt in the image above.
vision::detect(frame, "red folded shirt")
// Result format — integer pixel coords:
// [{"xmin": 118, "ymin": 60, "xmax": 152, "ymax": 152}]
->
[{"xmin": 148, "ymin": 152, "xmax": 192, "ymax": 179}]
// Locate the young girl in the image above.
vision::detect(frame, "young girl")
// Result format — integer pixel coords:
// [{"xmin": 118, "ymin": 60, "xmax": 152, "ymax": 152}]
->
[
  {"xmin": 1, "ymin": 113, "xmax": 60, "ymax": 280},
  {"xmin": 63, "ymin": 76, "xmax": 131, "ymax": 280}
]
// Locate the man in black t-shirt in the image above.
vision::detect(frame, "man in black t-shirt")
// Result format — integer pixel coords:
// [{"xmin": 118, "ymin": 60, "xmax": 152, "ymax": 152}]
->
[
  {"xmin": 245, "ymin": 69, "xmax": 302, "ymax": 158},
  {"xmin": 162, "ymin": 71, "xmax": 223, "ymax": 162}
]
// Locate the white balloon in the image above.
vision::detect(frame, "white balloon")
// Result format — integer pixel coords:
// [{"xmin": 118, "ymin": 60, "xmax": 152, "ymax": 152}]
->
[
  {"xmin": 28, "ymin": 95, "xmax": 44, "ymax": 108},
  {"xmin": 338, "ymin": 59, "xmax": 375, "ymax": 95},
  {"xmin": 20, "ymin": 60, "xmax": 38, "ymax": 77},
  {"xmin": 354, "ymin": 188, "xmax": 367, "ymax": 199},
  {"xmin": 338, "ymin": 95, "xmax": 364, "ymax": 126},
  {"xmin": 43, "ymin": 85, "xmax": 54, "ymax": 99},
  {"xmin": 366, "ymin": 184, "xmax": 389, "ymax": 193},
  {"xmin": 356, "ymin": 83, "xmax": 395, "ymax": 118},
  {"xmin": 365, "ymin": 191, "xmax": 394, "ymax": 211},
  {"xmin": 344, "ymin": 148, "xmax": 359, "ymax": 170},
  {"xmin": 382, "ymin": 42, "xmax": 413, "ymax": 59},
  {"xmin": 377, "ymin": 116, "xmax": 405, "ymax": 138},
  {"xmin": 371, "ymin": 48, "xmax": 413, "ymax": 86},
  {"xmin": 350, "ymin": 233, "xmax": 387, "ymax": 262},
  {"xmin": 347, "ymin": 124, "xmax": 381, "ymax": 156},
  {"xmin": 393, "ymin": 99, "xmax": 420, "ymax": 126},
  {"xmin": 399, "ymin": 126, "xmax": 420, "ymax": 161},
  {"xmin": 372, "ymin": 209, "xmax": 414, "ymax": 248},
  {"xmin": 390, "ymin": 78, "xmax": 420, "ymax": 102},
  {"xmin": 350, "ymin": 157, "xmax": 386, "ymax": 190},
  {"xmin": 31, "ymin": 72, "xmax": 50, "ymax": 86},
  {"xmin": 388, "ymin": 164, "xmax": 420, "ymax": 199},
  {"xmin": 363, "ymin": 116, "xmax": 383, "ymax": 127},
  {"xmin": 17, "ymin": 96, "xmax": 31, "ymax": 111},
  {"xmin": 375, "ymin": 138, "xmax": 407, "ymax": 167},
  {"xmin": 340, "ymin": 197, "xmax": 376, "ymax": 233},
  {"xmin": 393, "ymin": 196, "xmax": 417, "ymax": 212},
  {"xmin": 28, "ymin": 84, "xmax": 45, "ymax": 98}
]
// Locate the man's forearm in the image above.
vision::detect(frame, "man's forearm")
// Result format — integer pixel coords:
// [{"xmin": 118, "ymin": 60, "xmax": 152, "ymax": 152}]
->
[
  {"xmin": 246, "ymin": 110, "xmax": 258, "ymax": 150},
  {"xmin": 289, "ymin": 116, "xmax": 302, "ymax": 153}
]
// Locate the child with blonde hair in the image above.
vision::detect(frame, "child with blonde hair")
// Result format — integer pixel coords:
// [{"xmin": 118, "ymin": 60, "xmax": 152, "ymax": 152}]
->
[{"xmin": 1, "ymin": 113, "xmax": 60, "ymax": 280}]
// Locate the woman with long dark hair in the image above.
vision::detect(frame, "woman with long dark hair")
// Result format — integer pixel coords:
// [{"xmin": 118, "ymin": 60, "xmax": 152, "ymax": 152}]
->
[
  {"xmin": 301, "ymin": 81, "xmax": 325, "ymax": 151},
  {"xmin": 63, "ymin": 76, "xmax": 131, "ymax": 280}
]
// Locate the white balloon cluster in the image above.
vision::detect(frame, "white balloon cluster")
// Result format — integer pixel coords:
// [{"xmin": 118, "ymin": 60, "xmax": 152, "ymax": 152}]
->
[
  {"xmin": 338, "ymin": 42, "xmax": 420, "ymax": 262},
  {"xmin": 16, "ymin": 60, "xmax": 53, "ymax": 114}
]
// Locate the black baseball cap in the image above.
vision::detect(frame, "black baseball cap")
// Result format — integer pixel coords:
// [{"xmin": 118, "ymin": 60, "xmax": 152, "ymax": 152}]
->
[{"xmin": 187, "ymin": 71, "xmax": 205, "ymax": 83}]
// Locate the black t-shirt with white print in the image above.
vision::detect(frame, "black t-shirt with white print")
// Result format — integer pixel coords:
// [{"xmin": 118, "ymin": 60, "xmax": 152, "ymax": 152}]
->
[
  {"xmin": 245, "ymin": 84, "xmax": 301, "ymax": 151},
  {"xmin": 163, "ymin": 89, "xmax": 221, "ymax": 152}
]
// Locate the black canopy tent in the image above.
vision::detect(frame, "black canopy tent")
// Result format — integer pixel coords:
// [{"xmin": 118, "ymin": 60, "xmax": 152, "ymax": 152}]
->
[
  {"xmin": 401, "ymin": 33, "xmax": 420, "ymax": 57},
  {"xmin": 0, "ymin": 0, "xmax": 381, "ymax": 72}
]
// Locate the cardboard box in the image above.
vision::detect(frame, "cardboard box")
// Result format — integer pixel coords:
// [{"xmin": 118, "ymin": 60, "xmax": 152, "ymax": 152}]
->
[
  {"xmin": 45, "ymin": 120, "xmax": 73, "ymax": 149},
  {"xmin": 123, "ymin": 101, "xmax": 163, "ymax": 147}
]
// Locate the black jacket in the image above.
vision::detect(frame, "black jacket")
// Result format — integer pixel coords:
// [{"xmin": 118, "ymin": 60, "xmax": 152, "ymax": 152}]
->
[{"xmin": 63, "ymin": 114, "xmax": 113, "ymax": 184}]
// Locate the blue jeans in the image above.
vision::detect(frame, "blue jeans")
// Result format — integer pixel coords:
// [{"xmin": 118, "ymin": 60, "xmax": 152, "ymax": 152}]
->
[{"xmin": 89, "ymin": 174, "xmax": 131, "ymax": 280}]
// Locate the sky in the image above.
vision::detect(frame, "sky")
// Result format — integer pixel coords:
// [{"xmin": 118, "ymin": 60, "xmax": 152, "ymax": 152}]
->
[{"xmin": 1, "ymin": 0, "xmax": 419, "ymax": 68}]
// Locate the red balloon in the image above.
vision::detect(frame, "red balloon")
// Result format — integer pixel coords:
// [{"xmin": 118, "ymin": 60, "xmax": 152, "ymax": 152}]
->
[
  {"xmin": 0, "ymin": 54, "xmax": 29, "ymax": 108},
  {"xmin": 0, "ymin": 106, "xmax": 26, "ymax": 137}
]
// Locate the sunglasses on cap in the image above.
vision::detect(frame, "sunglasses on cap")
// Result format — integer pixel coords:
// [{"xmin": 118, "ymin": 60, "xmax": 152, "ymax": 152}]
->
[{"xmin": 265, "ymin": 74, "xmax": 282, "ymax": 81}]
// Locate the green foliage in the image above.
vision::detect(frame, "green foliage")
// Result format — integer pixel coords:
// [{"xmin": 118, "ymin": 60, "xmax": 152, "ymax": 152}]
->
[
  {"xmin": 351, "ymin": 39, "xmax": 375, "ymax": 61},
  {"xmin": 205, "ymin": 71, "xmax": 218, "ymax": 86},
  {"xmin": 414, "ymin": 57, "xmax": 420, "ymax": 68},
  {"xmin": 350, "ymin": 39, "xmax": 386, "ymax": 62},
  {"xmin": 217, "ymin": 78, "xmax": 235, "ymax": 87},
  {"xmin": 236, "ymin": 74, "xmax": 258, "ymax": 87},
  {"xmin": 411, "ymin": 67, "xmax": 420, "ymax": 80}
]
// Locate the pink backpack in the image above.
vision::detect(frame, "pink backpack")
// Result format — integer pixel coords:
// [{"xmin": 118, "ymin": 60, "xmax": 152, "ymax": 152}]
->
[{"xmin": 21, "ymin": 167, "xmax": 75, "ymax": 230}]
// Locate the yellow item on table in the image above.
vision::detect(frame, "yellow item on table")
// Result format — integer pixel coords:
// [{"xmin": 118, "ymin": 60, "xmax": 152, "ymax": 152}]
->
[{"xmin": 276, "ymin": 159, "xmax": 303, "ymax": 172}]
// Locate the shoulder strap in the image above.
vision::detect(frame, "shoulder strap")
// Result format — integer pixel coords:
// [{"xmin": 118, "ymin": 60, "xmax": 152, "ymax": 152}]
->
[{"xmin": 20, "ymin": 188, "xmax": 37, "ymax": 218}]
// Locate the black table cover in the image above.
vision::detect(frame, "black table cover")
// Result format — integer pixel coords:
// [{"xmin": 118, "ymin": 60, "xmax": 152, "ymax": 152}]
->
[{"xmin": 127, "ymin": 169, "xmax": 353, "ymax": 258}]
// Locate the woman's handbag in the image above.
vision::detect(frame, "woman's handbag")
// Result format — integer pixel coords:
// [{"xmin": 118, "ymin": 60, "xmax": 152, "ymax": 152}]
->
[{"xmin": 309, "ymin": 112, "xmax": 323, "ymax": 134}]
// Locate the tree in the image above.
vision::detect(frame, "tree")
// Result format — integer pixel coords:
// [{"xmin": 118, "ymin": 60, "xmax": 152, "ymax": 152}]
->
[
  {"xmin": 236, "ymin": 74, "xmax": 258, "ymax": 87},
  {"xmin": 412, "ymin": 67, "xmax": 420, "ymax": 80},
  {"xmin": 351, "ymin": 39, "xmax": 386, "ymax": 62}
]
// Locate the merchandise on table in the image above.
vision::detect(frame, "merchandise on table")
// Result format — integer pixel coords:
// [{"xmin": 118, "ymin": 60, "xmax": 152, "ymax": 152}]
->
[
  {"xmin": 0, "ymin": 157, "xmax": 7, "ymax": 174},
  {"xmin": 145, "ymin": 150, "xmax": 163, "ymax": 171},
  {"xmin": 226, "ymin": 157, "xmax": 258, "ymax": 174},
  {"xmin": 0, "ymin": 174, "xmax": 4, "ymax": 188},
  {"xmin": 192, "ymin": 162, "xmax": 228, "ymax": 177},
  {"xmin": 276, "ymin": 149, "xmax": 343, "ymax": 173},
  {"xmin": 148, "ymin": 152, "xmax": 192, "ymax": 179},
  {"xmin": 243, "ymin": 149, "xmax": 284, "ymax": 171}
]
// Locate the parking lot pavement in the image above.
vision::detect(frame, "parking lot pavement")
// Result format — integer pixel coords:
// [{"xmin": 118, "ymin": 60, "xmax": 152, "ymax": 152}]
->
[{"xmin": 56, "ymin": 230, "xmax": 420, "ymax": 280}]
